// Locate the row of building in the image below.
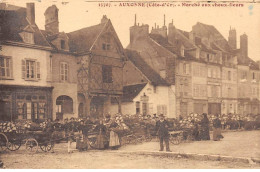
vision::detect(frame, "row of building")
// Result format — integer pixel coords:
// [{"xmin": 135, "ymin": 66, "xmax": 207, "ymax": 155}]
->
[{"xmin": 0, "ymin": 3, "xmax": 259, "ymax": 121}]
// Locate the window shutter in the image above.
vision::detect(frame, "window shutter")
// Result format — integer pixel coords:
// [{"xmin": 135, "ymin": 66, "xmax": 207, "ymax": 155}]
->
[
  {"xmin": 66, "ymin": 63, "xmax": 69, "ymax": 81},
  {"xmin": 37, "ymin": 62, "xmax": 40, "ymax": 79},
  {"xmin": 22, "ymin": 60, "xmax": 26, "ymax": 79},
  {"xmin": 60, "ymin": 62, "xmax": 62, "ymax": 81},
  {"xmin": 10, "ymin": 58, "xmax": 13, "ymax": 78}
]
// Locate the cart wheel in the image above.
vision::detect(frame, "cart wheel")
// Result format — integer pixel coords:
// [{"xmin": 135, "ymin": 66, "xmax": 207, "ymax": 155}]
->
[
  {"xmin": 145, "ymin": 135, "xmax": 153, "ymax": 142},
  {"xmin": 170, "ymin": 137, "xmax": 180, "ymax": 145},
  {"xmin": 88, "ymin": 135, "xmax": 98, "ymax": 149},
  {"xmin": 0, "ymin": 133, "xmax": 8, "ymax": 151},
  {"xmin": 186, "ymin": 135, "xmax": 193, "ymax": 142},
  {"xmin": 7, "ymin": 139, "xmax": 22, "ymax": 151},
  {"xmin": 25, "ymin": 138, "xmax": 38, "ymax": 153},
  {"xmin": 40, "ymin": 140, "xmax": 54, "ymax": 152}
]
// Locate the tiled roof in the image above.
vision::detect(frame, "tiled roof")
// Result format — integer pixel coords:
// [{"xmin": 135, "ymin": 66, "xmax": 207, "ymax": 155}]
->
[
  {"xmin": 238, "ymin": 57, "xmax": 259, "ymax": 70},
  {"xmin": 193, "ymin": 22, "xmax": 232, "ymax": 53},
  {"xmin": 149, "ymin": 33, "xmax": 179, "ymax": 55},
  {"xmin": 174, "ymin": 29, "xmax": 197, "ymax": 50},
  {"xmin": 67, "ymin": 22, "xmax": 106, "ymax": 53},
  {"xmin": 121, "ymin": 83, "xmax": 147, "ymax": 102},
  {"xmin": 125, "ymin": 49, "xmax": 170, "ymax": 86},
  {"xmin": 0, "ymin": 3, "xmax": 50, "ymax": 47}
]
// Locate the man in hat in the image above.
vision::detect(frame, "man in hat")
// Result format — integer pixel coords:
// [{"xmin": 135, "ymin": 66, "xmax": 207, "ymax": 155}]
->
[{"xmin": 155, "ymin": 114, "xmax": 171, "ymax": 152}]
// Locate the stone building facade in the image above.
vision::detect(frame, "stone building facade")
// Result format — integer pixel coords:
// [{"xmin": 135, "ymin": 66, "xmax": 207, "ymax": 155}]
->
[
  {"xmin": 0, "ymin": 3, "xmax": 53, "ymax": 121},
  {"xmin": 0, "ymin": 3, "xmax": 125, "ymax": 121},
  {"xmin": 127, "ymin": 16, "xmax": 260, "ymax": 118}
]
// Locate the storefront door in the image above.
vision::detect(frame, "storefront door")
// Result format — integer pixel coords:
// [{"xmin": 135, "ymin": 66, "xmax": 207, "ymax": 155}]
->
[{"xmin": 208, "ymin": 103, "xmax": 221, "ymax": 115}]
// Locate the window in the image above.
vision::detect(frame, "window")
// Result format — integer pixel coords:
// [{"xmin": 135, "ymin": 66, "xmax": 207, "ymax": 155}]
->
[
  {"xmin": 228, "ymin": 87, "xmax": 231, "ymax": 97},
  {"xmin": 157, "ymin": 105, "xmax": 167, "ymax": 116},
  {"xmin": 22, "ymin": 59, "xmax": 40, "ymax": 80},
  {"xmin": 159, "ymin": 70, "xmax": 166, "ymax": 79},
  {"xmin": 208, "ymin": 85, "xmax": 211, "ymax": 97},
  {"xmin": 60, "ymin": 40, "xmax": 65, "ymax": 49},
  {"xmin": 207, "ymin": 54, "xmax": 210, "ymax": 62},
  {"xmin": 193, "ymin": 65, "xmax": 199, "ymax": 76},
  {"xmin": 102, "ymin": 65, "xmax": 112, "ymax": 83},
  {"xmin": 233, "ymin": 72, "xmax": 237, "ymax": 81},
  {"xmin": 252, "ymin": 87, "xmax": 257, "ymax": 95},
  {"xmin": 200, "ymin": 66, "xmax": 206, "ymax": 77},
  {"xmin": 194, "ymin": 84, "xmax": 206, "ymax": 97},
  {"xmin": 23, "ymin": 32, "xmax": 34, "ymax": 44},
  {"xmin": 208, "ymin": 68, "xmax": 212, "ymax": 77},
  {"xmin": 147, "ymin": 88, "xmax": 152, "ymax": 94},
  {"xmin": 102, "ymin": 37, "xmax": 111, "ymax": 51},
  {"xmin": 179, "ymin": 63, "xmax": 183, "ymax": 74},
  {"xmin": 0, "ymin": 56, "xmax": 12, "ymax": 79},
  {"xmin": 136, "ymin": 101, "xmax": 140, "ymax": 114},
  {"xmin": 142, "ymin": 102, "xmax": 148, "ymax": 115},
  {"xmin": 102, "ymin": 43, "xmax": 106, "ymax": 50},
  {"xmin": 60, "ymin": 62, "xmax": 68, "ymax": 81},
  {"xmin": 180, "ymin": 84, "xmax": 184, "ymax": 97},
  {"xmin": 200, "ymin": 85, "xmax": 207, "ymax": 97},
  {"xmin": 253, "ymin": 72, "xmax": 255, "ymax": 80},
  {"xmin": 181, "ymin": 45, "xmax": 185, "ymax": 57},
  {"xmin": 228, "ymin": 71, "xmax": 231, "ymax": 80},
  {"xmin": 184, "ymin": 63, "xmax": 190, "ymax": 75},
  {"xmin": 212, "ymin": 68, "xmax": 216, "ymax": 78},
  {"xmin": 229, "ymin": 104, "xmax": 233, "ymax": 110},
  {"xmin": 242, "ymin": 71, "xmax": 247, "ymax": 79}
]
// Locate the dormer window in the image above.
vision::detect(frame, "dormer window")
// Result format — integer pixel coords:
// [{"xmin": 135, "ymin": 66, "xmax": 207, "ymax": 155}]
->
[
  {"xmin": 160, "ymin": 70, "xmax": 166, "ymax": 79},
  {"xmin": 60, "ymin": 40, "xmax": 65, "ymax": 49},
  {"xmin": 21, "ymin": 32, "xmax": 34, "ymax": 44}
]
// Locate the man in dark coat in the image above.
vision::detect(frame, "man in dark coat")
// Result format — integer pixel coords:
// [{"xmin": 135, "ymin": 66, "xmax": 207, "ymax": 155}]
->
[
  {"xmin": 199, "ymin": 113, "xmax": 210, "ymax": 140},
  {"xmin": 155, "ymin": 114, "xmax": 171, "ymax": 152}
]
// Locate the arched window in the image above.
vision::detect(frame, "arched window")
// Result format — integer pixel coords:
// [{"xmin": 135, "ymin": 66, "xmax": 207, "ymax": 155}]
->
[{"xmin": 56, "ymin": 95, "xmax": 73, "ymax": 114}]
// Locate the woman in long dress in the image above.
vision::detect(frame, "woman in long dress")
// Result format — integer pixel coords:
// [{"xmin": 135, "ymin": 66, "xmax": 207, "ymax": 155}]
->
[
  {"xmin": 213, "ymin": 114, "xmax": 224, "ymax": 141},
  {"xmin": 199, "ymin": 113, "xmax": 210, "ymax": 140},
  {"xmin": 109, "ymin": 120, "xmax": 121, "ymax": 150},
  {"xmin": 104, "ymin": 115, "xmax": 121, "ymax": 150},
  {"xmin": 94, "ymin": 119, "xmax": 107, "ymax": 149}
]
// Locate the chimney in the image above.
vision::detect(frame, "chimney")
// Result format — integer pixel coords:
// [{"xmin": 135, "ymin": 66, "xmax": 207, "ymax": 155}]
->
[
  {"xmin": 228, "ymin": 27, "xmax": 237, "ymax": 49},
  {"xmin": 189, "ymin": 31, "xmax": 194, "ymax": 43},
  {"xmin": 26, "ymin": 3, "xmax": 35, "ymax": 25},
  {"xmin": 44, "ymin": 5, "xmax": 59, "ymax": 34},
  {"xmin": 240, "ymin": 33, "xmax": 248, "ymax": 58},
  {"xmin": 129, "ymin": 24, "xmax": 149, "ymax": 45},
  {"xmin": 101, "ymin": 15, "xmax": 109, "ymax": 24},
  {"xmin": 168, "ymin": 20, "xmax": 176, "ymax": 45}
]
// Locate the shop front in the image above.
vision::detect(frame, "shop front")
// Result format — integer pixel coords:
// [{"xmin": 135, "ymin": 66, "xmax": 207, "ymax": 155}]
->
[{"xmin": 0, "ymin": 85, "xmax": 53, "ymax": 122}]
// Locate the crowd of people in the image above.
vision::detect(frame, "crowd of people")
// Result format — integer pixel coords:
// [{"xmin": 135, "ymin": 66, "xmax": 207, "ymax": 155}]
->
[
  {"xmin": 39, "ymin": 114, "xmax": 131, "ymax": 153},
  {"xmin": 35, "ymin": 112, "xmax": 260, "ymax": 152},
  {"xmin": 1, "ymin": 112, "xmax": 259, "ymax": 154}
]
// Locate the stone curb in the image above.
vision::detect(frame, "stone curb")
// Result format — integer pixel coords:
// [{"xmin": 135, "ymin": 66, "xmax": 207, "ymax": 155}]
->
[{"xmin": 108, "ymin": 150, "xmax": 260, "ymax": 164}]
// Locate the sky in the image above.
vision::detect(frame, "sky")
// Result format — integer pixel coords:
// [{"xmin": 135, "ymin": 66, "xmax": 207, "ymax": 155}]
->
[{"xmin": 4, "ymin": 0, "xmax": 260, "ymax": 61}]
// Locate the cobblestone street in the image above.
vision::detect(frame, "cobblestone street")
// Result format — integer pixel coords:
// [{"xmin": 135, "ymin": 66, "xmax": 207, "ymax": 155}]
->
[
  {"xmin": 1, "ymin": 130, "xmax": 259, "ymax": 168},
  {"xmin": 121, "ymin": 130, "xmax": 260, "ymax": 158},
  {"xmin": 1, "ymin": 150, "xmax": 259, "ymax": 169}
]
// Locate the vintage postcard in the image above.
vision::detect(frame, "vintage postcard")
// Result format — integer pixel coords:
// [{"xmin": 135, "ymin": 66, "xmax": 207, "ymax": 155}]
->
[{"xmin": 0, "ymin": 0, "xmax": 259, "ymax": 169}]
